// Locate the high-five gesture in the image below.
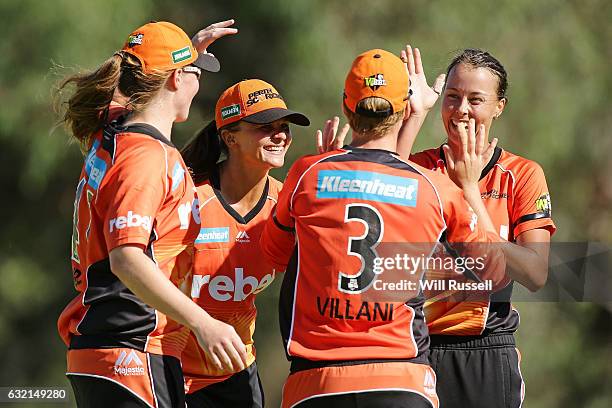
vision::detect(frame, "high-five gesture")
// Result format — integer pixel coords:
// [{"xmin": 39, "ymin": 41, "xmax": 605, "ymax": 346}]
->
[
  {"xmin": 316, "ymin": 116, "xmax": 350, "ymax": 154},
  {"xmin": 400, "ymin": 45, "xmax": 445, "ymax": 117}
]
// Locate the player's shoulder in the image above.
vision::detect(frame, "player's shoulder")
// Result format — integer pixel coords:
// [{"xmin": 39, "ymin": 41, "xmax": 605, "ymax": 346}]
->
[
  {"xmin": 194, "ymin": 180, "xmax": 215, "ymax": 201},
  {"xmin": 287, "ymin": 149, "xmax": 349, "ymax": 179},
  {"xmin": 414, "ymin": 163, "xmax": 459, "ymax": 196},
  {"xmin": 294, "ymin": 149, "xmax": 348, "ymax": 168},
  {"xmin": 267, "ymin": 175, "xmax": 283, "ymax": 198},
  {"xmin": 496, "ymin": 149, "xmax": 547, "ymax": 182},
  {"xmin": 410, "ymin": 146, "xmax": 443, "ymax": 169}
]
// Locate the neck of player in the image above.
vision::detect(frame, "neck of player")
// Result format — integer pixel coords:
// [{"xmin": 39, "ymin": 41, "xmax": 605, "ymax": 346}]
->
[
  {"xmin": 219, "ymin": 158, "xmax": 269, "ymax": 217},
  {"xmin": 349, "ymin": 126, "xmax": 401, "ymax": 153},
  {"xmin": 124, "ymin": 103, "xmax": 175, "ymax": 143}
]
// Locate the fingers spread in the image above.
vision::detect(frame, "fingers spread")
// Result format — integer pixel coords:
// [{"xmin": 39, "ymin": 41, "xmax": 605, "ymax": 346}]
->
[
  {"xmin": 467, "ymin": 118, "xmax": 476, "ymax": 155},
  {"xmin": 406, "ymin": 45, "xmax": 416, "ymax": 75},
  {"xmin": 316, "ymin": 130, "xmax": 323, "ymax": 154},
  {"xmin": 414, "ymin": 47, "xmax": 423, "ymax": 74},
  {"xmin": 442, "ymin": 145, "xmax": 455, "ymax": 170},
  {"xmin": 207, "ymin": 19, "xmax": 236, "ymax": 29},
  {"xmin": 335, "ymin": 124, "xmax": 350, "ymax": 148},
  {"xmin": 475, "ymin": 123, "xmax": 486, "ymax": 155}
]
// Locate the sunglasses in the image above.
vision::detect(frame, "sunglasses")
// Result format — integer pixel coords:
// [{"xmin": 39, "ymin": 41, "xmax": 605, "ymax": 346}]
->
[{"xmin": 182, "ymin": 65, "xmax": 202, "ymax": 80}]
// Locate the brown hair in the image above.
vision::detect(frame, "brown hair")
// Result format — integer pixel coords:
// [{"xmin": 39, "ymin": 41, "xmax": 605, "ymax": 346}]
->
[
  {"xmin": 55, "ymin": 51, "xmax": 171, "ymax": 152},
  {"xmin": 446, "ymin": 48, "xmax": 508, "ymax": 100},
  {"xmin": 181, "ymin": 120, "xmax": 240, "ymax": 184},
  {"xmin": 344, "ymin": 97, "xmax": 405, "ymax": 140}
]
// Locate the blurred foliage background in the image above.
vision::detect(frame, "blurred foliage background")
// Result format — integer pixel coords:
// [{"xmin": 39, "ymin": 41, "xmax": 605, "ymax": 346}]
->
[{"xmin": 0, "ymin": 0, "xmax": 610, "ymax": 406}]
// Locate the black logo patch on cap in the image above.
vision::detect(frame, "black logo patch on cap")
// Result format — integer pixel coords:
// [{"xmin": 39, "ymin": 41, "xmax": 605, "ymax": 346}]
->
[
  {"xmin": 364, "ymin": 74, "xmax": 387, "ymax": 90},
  {"xmin": 127, "ymin": 33, "xmax": 144, "ymax": 47}
]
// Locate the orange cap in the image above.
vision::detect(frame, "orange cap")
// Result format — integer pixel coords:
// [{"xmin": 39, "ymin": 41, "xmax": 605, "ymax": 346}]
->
[
  {"xmin": 215, "ymin": 79, "xmax": 310, "ymax": 128},
  {"xmin": 344, "ymin": 49, "xmax": 409, "ymax": 116},
  {"xmin": 121, "ymin": 21, "xmax": 220, "ymax": 74}
]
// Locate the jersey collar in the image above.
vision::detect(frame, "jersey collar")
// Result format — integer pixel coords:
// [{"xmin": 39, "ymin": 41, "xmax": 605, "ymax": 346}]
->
[{"xmin": 210, "ymin": 170, "xmax": 271, "ymax": 225}]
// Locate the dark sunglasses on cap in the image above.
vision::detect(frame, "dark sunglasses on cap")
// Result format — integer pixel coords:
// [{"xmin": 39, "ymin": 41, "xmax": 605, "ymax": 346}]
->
[{"xmin": 182, "ymin": 65, "xmax": 202, "ymax": 79}]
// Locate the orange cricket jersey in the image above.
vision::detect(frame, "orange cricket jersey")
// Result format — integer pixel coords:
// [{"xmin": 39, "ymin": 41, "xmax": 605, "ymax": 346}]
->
[
  {"xmin": 260, "ymin": 147, "xmax": 506, "ymax": 364},
  {"xmin": 411, "ymin": 146, "xmax": 556, "ymax": 336},
  {"xmin": 57, "ymin": 104, "xmax": 201, "ymax": 360},
  {"xmin": 182, "ymin": 175, "xmax": 281, "ymax": 393}
]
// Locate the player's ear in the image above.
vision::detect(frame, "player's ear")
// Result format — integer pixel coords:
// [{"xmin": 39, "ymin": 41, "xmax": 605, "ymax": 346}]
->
[
  {"xmin": 220, "ymin": 129, "xmax": 236, "ymax": 146},
  {"xmin": 494, "ymin": 97, "xmax": 506, "ymax": 119},
  {"xmin": 167, "ymin": 69, "xmax": 181, "ymax": 91}
]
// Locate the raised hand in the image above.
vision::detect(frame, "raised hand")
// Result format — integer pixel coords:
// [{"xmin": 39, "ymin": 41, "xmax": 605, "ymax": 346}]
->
[
  {"xmin": 443, "ymin": 118, "xmax": 498, "ymax": 189},
  {"xmin": 400, "ymin": 45, "xmax": 445, "ymax": 117},
  {"xmin": 316, "ymin": 116, "xmax": 350, "ymax": 154},
  {"xmin": 191, "ymin": 19, "xmax": 238, "ymax": 53}
]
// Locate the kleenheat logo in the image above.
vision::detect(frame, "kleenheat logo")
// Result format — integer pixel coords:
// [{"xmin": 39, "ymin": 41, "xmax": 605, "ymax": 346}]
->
[
  {"xmin": 317, "ymin": 170, "xmax": 418, "ymax": 207},
  {"xmin": 364, "ymin": 74, "xmax": 386, "ymax": 90},
  {"xmin": 196, "ymin": 227, "xmax": 230, "ymax": 243}
]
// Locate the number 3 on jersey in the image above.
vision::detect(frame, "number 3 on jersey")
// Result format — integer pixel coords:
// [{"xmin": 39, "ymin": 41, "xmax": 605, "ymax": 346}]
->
[{"xmin": 339, "ymin": 203, "xmax": 384, "ymax": 294}]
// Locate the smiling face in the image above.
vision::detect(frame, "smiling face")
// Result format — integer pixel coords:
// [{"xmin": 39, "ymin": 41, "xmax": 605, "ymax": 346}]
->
[
  {"xmin": 223, "ymin": 118, "xmax": 293, "ymax": 170},
  {"xmin": 441, "ymin": 63, "xmax": 506, "ymax": 142}
]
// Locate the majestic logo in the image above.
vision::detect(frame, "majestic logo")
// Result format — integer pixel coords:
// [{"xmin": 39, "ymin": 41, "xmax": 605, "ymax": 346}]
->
[
  {"xmin": 109, "ymin": 211, "xmax": 152, "ymax": 233},
  {"xmin": 127, "ymin": 33, "xmax": 144, "ymax": 47},
  {"xmin": 114, "ymin": 350, "xmax": 145, "ymax": 376},
  {"xmin": 316, "ymin": 170, "xmax": 418, "ymax": 207},
  {"xmin": 364, "ymin": 74, "xmax": 386, "ymax": 90},
  {"xmin": 424, "ymin": 369, "xmax": 436, "ymax": 395},
  {"xmin": 220, "ymin": 104, "xmax": 241, "ymax": 120},
  {"xmin": 191, "ymin": 268, "xmax": 275, "ymax": 301},
  {"xmin": 196, "ymin": 227, "xmax": 230, "ymax": 243},
  {"xmin": 535, "ymin": 193, "xmax": 551, "ymax": 216},
  {"xmin": 171, "ymin": 46, "xmax": 192, "ymax": 64},
  {"xmin": 235, "ymin": 230, "xmax": 250, "ymax": 243}
]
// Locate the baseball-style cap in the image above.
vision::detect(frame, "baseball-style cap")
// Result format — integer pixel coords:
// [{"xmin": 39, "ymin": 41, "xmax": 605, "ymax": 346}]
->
[
  {"xmin": 344, "ymin": 49, "xmax": 409, "ymax": 117},
  {"xmin": 215, "ymin": 79, "xmax": 310, "ymax": 129},
  {"xmin": 121, "ymin": 21, "xmax": 220, "ymax": 74}
]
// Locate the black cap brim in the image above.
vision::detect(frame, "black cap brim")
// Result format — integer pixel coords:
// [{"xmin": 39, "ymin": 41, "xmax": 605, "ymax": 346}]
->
[
  {"xmin": 193, "ymin": 52, "xmax": 220, "ymax": 73},
  {"xmin": 242, "ymin": 108, "xmax": 310, "ymax": 126}
]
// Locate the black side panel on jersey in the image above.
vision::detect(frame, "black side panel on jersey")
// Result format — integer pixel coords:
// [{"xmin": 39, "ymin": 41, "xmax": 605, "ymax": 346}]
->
[
  {"xmin": 485, "ymin": 282, "xmax": 520, "ymax": 334},
  {"xmin": 279, "ymin": 247, "xmax": 299, "ymax": 360},
  {"xmin": 407, "ymin": 292, "xmax": 430, "ymax": 356},
  {"xmin": 71, "ymin": 257, "xmax": 156, "ymax": 351}
]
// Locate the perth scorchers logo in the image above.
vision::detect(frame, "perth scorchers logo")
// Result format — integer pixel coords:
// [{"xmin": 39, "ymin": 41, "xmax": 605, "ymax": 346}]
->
[{"xmin": 246, "ymin": 88, "xmax": 283, "ymax": 107}]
